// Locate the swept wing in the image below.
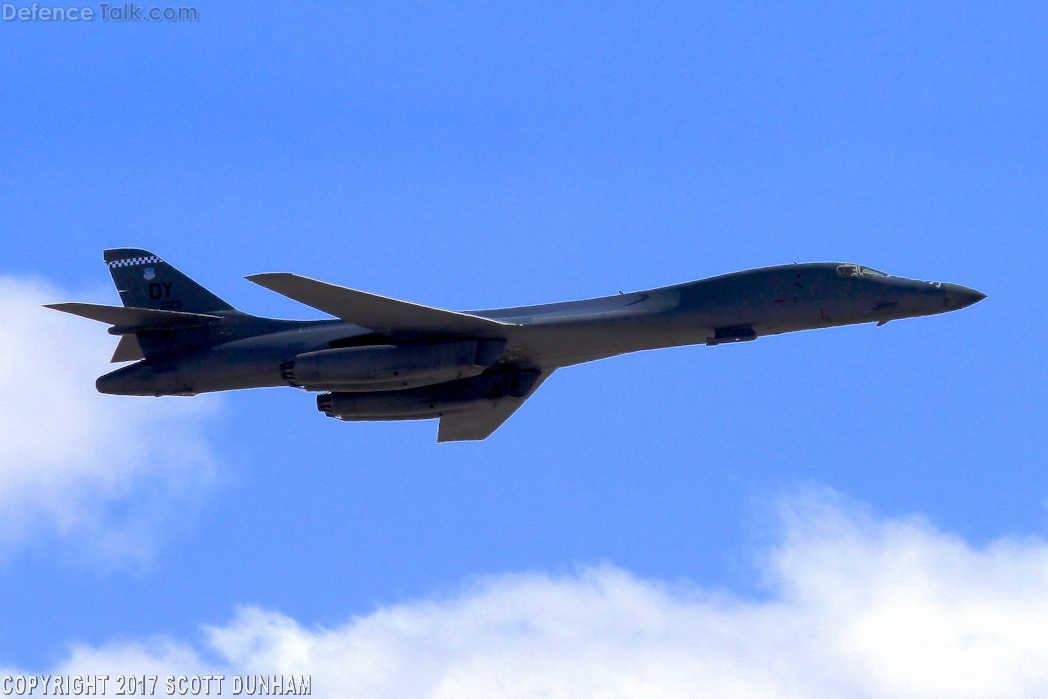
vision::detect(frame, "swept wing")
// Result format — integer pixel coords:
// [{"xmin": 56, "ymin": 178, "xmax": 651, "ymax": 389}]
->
[
  {"xmin": 246, "ymin": 273, "xmax": 513, "ymax": 337},
  {"xmin": 437, "ymin": 370, "xmax": 554, "ymax": 442}
]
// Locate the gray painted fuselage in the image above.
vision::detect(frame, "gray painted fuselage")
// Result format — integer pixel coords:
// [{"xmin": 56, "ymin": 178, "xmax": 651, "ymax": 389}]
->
[{"xmin": 96, "ymin": 263, "xmax": 984, "ymax": 398}]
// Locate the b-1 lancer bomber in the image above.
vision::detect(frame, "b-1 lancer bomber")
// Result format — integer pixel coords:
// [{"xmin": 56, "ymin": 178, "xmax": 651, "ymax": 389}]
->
[{"xmin": 47, "ymin": 249, "xmax": 985, "ymax": 442}]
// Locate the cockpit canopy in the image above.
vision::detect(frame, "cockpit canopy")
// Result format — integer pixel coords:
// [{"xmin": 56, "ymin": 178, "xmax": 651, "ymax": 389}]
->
[{"xmin": 837, "ymin": 264, "xmax": 889, "ymax": 278}]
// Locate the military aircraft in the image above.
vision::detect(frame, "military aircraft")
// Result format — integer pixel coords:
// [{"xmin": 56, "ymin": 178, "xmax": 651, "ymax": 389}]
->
[{"xmin": 46, "ymin": 249, "xmax": 985, "ymax": 442}]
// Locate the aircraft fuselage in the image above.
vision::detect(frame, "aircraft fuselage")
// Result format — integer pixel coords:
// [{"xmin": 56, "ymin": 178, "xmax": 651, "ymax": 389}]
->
[
  {"xmin": 46, "ymin": 250, "xmax": 985, "ymax": 440},
  {"xmin": 93, "ymin": 262, "xmax": 983, "ymax": 397}
]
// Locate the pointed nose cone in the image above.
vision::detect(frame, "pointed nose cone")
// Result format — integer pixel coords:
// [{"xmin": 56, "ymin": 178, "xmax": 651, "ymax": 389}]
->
[{"xmin": 941, "ymin": 283, "xmax": 987, "ymax": 311}]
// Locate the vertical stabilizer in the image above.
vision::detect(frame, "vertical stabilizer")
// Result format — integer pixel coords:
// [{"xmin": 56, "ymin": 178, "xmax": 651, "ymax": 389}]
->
[{"xmin": 104, "ymin": 248, "xmax": 234, "ymax": 313}]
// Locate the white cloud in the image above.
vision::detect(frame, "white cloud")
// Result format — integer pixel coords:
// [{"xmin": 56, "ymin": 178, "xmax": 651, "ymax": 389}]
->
[
  {"xmin": 31, "ymin": 494, "xmax": 1048, "ymax": 698},
  {"xmin": 5, "ymin": 278, "xmax": 1044, "ymax": 697},
  {"xmin": 0, "ymin": 276, "xmax": 218, "ymax": 560}
]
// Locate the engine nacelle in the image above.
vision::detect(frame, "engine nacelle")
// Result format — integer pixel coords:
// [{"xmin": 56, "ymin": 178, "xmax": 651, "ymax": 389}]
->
[
  {"xmin": 283, "ymin": 339, "xmax": 506, "ymax": 392},
  {"xmin": 317, "ymin": 369, "xmax": 541, "ymax": 420}
]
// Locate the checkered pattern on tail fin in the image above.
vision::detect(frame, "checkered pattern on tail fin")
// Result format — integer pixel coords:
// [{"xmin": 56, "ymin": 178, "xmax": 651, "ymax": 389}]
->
[{"xmin": 103, "ymin": 248, "xmax": 234, "ymax": 313}]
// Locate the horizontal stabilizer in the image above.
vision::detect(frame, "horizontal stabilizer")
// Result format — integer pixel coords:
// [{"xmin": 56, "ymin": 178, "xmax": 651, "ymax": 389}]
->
[
  {"xmin": 44, "ymin": 302, "xmax": 223, "ymax": 332},
  {"xmin": 246, "ymin": 273, "xmax": 513, "ymax": 337},
  {"xmin": 110, "ymin": 334, "xmax": 145, "ymax": 362},
  {"xmin": 437, "ymin": 370, "xmax": 553, "ymax": 442}
]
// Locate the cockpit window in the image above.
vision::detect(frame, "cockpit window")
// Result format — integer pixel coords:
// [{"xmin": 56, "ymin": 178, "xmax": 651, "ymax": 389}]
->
[{"xmin": 838, "ymin": 264, "xmax": 890, "ymax": 278}]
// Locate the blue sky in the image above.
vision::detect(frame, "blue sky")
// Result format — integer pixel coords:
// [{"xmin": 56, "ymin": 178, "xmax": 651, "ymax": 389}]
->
[{"xmin": 1, "ymin": 3, "xmax": 1046, "ymax": 695}]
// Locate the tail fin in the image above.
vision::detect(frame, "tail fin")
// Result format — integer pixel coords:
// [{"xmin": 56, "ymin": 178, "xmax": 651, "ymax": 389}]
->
[{"xmin": 104, "ymin": 248, "xmax": 234, "ymax": 313}]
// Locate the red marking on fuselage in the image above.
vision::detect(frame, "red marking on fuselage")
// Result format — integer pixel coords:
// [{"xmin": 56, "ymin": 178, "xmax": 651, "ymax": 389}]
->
[
  {"xmin": 820, "ymin": 307, "xmax": 826, "ymax": 319},
  {"xmin": 773, "ymin": 299, "xmax": 786, "ymax": 303}
]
